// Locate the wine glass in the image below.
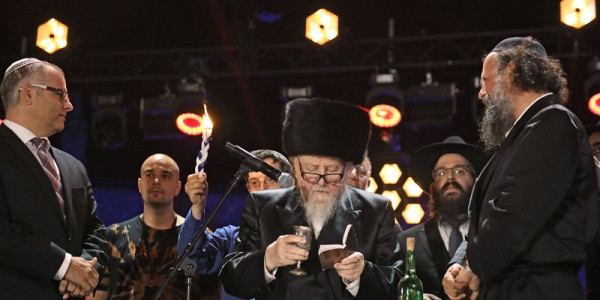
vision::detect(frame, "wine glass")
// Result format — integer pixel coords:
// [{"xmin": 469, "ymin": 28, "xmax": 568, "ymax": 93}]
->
[{"xmin": 289, "ymin": 225, "xmax": 313, "ymax": 276}]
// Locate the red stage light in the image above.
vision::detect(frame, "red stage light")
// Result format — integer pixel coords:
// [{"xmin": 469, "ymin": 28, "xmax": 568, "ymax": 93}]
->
[
  {"xmin": 588, "ymin": 93, "xmax": 600, "ymax": 116},
  {"xmin": 0, "ymin": 119, "xmax": 3, "ymax": 126},
  {"xmin": 176, "ymin": 113, "xmax": 203, "ymax": 135},
  {"xmin": 369, "ymin": 104, "xmax": 402, "ymax": 128}
]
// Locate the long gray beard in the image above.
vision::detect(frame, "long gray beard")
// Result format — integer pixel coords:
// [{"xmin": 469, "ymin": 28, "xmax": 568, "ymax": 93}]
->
[
  {"xmin": 478, "ymin": 80, "xmax": 516, "ymax": 152},
  {"xmin": 298, "ymin": 186, "xmax": 343, "ymax": 237}
]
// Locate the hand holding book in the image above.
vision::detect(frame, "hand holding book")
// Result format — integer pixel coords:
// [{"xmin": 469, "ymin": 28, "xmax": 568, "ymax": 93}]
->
[{"xmin": 318, "ymin": 224, "xmax": 359, "ymax": 269}]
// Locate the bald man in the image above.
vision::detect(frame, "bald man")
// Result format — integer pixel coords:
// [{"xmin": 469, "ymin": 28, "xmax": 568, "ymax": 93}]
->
[{"xmin": 92, "ymin": 154, "xmax": 219, "ymax": 300}]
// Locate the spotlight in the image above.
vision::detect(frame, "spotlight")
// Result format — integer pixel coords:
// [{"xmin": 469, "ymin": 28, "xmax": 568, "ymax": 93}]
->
[
  {"xmin": 90, "ymin": 94, "xmax": 127, "ymax": 150},
  {"xmin": 404, "ymin": 78, "xmax": 457, "ymax": 124},
  {"xmin": 586, "ymin": 59, "xmax": 600, "ymax": 116},
  {"xmin": 366, "ymin": 73, "xmax": 404, "ymax": 128},
  {"xmin": 175, "ymin": 113, "xmax": 203, "ymax": 135}
]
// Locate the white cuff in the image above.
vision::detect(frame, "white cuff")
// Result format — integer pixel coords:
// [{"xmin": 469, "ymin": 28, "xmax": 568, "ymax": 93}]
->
[
  {"xmin": 54, "ymin": 253, "xmax": 72, "ymax": 280},
  {"xmin": 343, "ymin": 277, "xmax": 360, "ymax": 296},
  {"xmin": 263, "ymin": 257, "xmax": 277, "ymax": 284}
]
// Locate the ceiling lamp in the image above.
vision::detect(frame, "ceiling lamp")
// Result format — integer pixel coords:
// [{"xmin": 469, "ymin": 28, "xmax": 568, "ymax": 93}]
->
[
  {"xmin": 560, "ymin": 0, "xmax": 596, "ymax": 29},
  {"xmin": 305, "ymin": 8, "xmax": 338, "ymax": 45},
  {"xmin": 36, "ymin": 18, "xmax": 68, "ymax": 54},
  {"xmin": 402, "ymin": 203, "xmax": 425, "ymax": 224}
]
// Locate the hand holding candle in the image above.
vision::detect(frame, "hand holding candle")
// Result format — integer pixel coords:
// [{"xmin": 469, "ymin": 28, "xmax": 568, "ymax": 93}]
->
[{"xmin": 196, "ymin": 104, "xmax": 213, "ymax": 175}]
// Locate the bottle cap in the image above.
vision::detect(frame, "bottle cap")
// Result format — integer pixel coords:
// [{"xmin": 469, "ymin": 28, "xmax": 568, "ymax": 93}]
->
[{"xmin": 406, "ymin": 237, "xmax": 415, "ymax": 251}]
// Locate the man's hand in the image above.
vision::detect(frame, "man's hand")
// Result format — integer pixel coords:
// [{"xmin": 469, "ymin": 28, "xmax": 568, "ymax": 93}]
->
[
  {"xmin": 63, "ymin": 257, "xmax": 99, "ymax": 296},
  {"xmin": 442, "ymin": 263, "xmax": 480, "ymax": 300},
  {"xmin": 264, "ymin": 235, "xmax": 309, "ymax": 272},
  {"xmin": 185, "ymin": 173, "xmax": 208, "ymax": 220},
  {"xmin": 334, "ymin": 251, "xmax": 365, "ymax": 283},
  {"xmin": 58, "ymin": 280, "xmax": 85, "ymax": 299}
]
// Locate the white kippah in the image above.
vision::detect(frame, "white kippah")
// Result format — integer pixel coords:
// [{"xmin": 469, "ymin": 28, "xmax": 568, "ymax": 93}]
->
[{"xmin": 4, "ymin": 58, "xmax": 42, "ymax": 79}]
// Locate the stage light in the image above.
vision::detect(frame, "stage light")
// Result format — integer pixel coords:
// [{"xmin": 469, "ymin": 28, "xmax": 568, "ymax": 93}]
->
[
  {"xmin": 90, "ymin": 94, "xmax": 127, "ymax": 150},
  {"xmin": 176, "ymin": 113, "xmax": 203, "ymax": 135},
  {"xmin": 140, "ymin": 94, "xmax": 203, "ymax": 139},
  {"xmin": 36, "ymin": 18, "xmax": 68, "ymax": 54},
  {"xmin": 280, "ymin": 86, "xmax": 313, "ymax": 102},
  {"xmin": 561, "ymin": 0, "xmax": 596, "ymax": 29},
  {"xmin": 589, "ymin": 93, "xmax": 600, "ymax": 116},
  {"xmin": 305, "ymin": 8, "xmax": 338, "ymax": 45},
  {"xmin": 0, "ymin": 119, "xmax": 3, "ymax": 125},
  {"xmin": 382, "ymin": 190, "xmax": 402, "ymax": 210},
  {"xmin": 404, "ymin": 82, "xmax": 457, "ymax": 124},
  {"xmin": 402, "ymin": 203, "xmax": 425, "ymax": 224},
  {"xmin": 379, "ymin": 163, "xmax": 402, "ymax": 184},
  {"xmin": 402, "ymin": 177, "xmax": 423, "ymax": 198},
  {"xmin": 367, "ymin": 178, "xmax": 378, "ymax": 193},
  {"xmin": 366, "ymin": 73, "xmax": 404, "ymax": 128}
]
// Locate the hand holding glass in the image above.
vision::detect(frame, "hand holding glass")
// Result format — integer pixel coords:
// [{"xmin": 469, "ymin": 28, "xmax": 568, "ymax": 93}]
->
[{"xmin": 289, "ymin": 225, "xmax": 312, "ymax": 276}]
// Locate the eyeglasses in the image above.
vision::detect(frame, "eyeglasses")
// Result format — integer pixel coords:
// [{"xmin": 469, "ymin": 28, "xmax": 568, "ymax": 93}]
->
[
  {"xmin": 247, "ymin": 177, "xmax": 279, "ymax": 190},
  {"xmin": 431, "ymin": 165, "xmax": 474, "ymax": 179},
  {"xmin": 298, "ymin": 161, "xmax": 345, "ymax": 184},
  {"xmin": 27, "ymin": 83, "xmax": 70, "ymax": 103},
  {"xmin": 355, "ymin": 165, "xmax": 371, "ymax": 179}
]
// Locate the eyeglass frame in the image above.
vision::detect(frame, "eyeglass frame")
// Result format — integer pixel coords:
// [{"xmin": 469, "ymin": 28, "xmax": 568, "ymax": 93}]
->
[
  {"xmin": 431, "ymin": 165, "xmax": 475, "ymax": 180},
  {"xmin": 20, "ymin": 83, "xmax": 70, "ymax": 103},
  {"xmin": 355, "ymin": 165, "xmax": 371, "ymax": 179},
  {"xmin": 297, "ymin": 160, "xmax": 345, "ymax": 184},
  {"xmin": 247, "ymin": 177, "xmax": 279, "ymax": 190}
]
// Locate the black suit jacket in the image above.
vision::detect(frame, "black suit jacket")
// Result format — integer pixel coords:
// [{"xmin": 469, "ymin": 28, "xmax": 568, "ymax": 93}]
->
[
  {"xmin": 465, "ymin": 95, "xmax": 599, "ymax": 299},
  {"xmin": 220, "ymin": 187, "xmax": 403, "ymax": 300},
  {"xmin": 398, "ymin": 218, "xmax": 451, "ymax": 300},
  {"xmin": 0, "ymin": 124, "xmax": 107, "ymax": 299}
]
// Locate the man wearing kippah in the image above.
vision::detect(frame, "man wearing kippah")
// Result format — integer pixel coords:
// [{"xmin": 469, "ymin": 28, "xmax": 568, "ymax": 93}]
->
[
  {"xmin": 0, "ymin": 58, "xmax": 107, "ymax": 299},
  {"xmin": 220, "ymin": 98, "xmax": 403, "ymax": 299},
  {"xmin": 442, "ymin": 37, "xmax": 599, "ymax": 300}
]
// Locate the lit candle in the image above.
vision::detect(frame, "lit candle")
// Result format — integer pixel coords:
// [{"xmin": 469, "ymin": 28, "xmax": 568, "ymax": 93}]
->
[{"xmin": 196, "ymin": 104, "xmax": 213, "ymax": 175}]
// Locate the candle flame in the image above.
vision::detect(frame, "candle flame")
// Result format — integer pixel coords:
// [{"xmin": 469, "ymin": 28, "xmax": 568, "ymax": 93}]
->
[{"xmin": 202, "ymin": 104, "xmax": 213, "ymax": 130}]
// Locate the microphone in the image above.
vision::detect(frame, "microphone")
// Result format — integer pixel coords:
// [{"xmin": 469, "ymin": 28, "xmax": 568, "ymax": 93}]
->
[{"xmin": 224, "ymin": 142, "xmax": 294, "ymax": 188}]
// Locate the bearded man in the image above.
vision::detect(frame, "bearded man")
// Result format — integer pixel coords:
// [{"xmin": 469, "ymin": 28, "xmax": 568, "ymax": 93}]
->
[
  {"xmin": 220, "ymin": 98, "xmax": 403, "ymax": 300},
  {"xmin": 399, "ymin": 136, "xmax": 488, "ymax": 300},
  {"xmin": 442, "ymin": 37, "xmax": 599, "ymax": 300}
]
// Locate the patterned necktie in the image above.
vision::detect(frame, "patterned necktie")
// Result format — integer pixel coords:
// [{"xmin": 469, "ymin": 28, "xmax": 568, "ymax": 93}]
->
[
  {"xmin": 31, "ymin": 138, "xmax": 65, "ymax": 213},
  {"xmin": 448, "ymin": 225, "xmax": 463, "ymax": 258}
]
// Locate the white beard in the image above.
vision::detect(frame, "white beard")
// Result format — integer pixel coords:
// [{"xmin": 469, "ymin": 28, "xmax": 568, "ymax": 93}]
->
[{"xmin": 301, "ymin": 185, "xmax": 343, "ymax": 238}]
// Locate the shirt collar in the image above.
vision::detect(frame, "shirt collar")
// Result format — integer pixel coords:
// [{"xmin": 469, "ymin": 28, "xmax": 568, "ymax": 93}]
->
[{"xmin": 2, "ymin": 119, "xmax": 44, "ymax": 144}]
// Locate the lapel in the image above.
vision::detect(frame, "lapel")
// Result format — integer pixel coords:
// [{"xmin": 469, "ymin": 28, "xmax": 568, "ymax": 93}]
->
[
  {"xmin": 424, "ymin": 218, "xmax": 451, "ymax": 279},
  {"xmin": 0, "ymin": 125, "xmax": 66, "ymax": 228},
  {"xmin": 275, "ymin": 191, "xmax": 307, "ymax": 236},
  {"xmin": 469, "ymin": 94, "xmax": 559, "ymax": 229}
]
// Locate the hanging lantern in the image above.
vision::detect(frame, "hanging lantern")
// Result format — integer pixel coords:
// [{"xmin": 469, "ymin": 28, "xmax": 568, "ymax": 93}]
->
[
  {"xmin": 560, "ymin": 0, "xmax": 596, "ymax": 29},
  {"xmin": 36, "ymin": 18, "xmax": 68, "ymax": 54},
  {"xmin": 305, "ymin": 9, "xmax": 339, "ymax": 45}
]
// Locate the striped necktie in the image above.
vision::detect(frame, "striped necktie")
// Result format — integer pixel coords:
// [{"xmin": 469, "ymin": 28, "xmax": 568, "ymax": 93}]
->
[{"xmin": 31, "ymin": 138, "xmax": 65, "ymax": 213}]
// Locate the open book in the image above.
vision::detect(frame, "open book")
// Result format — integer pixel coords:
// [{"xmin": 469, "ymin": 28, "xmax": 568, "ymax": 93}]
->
[{"xmin": 318, "ymin": 224, "xmax": 358, "ymax": 270}]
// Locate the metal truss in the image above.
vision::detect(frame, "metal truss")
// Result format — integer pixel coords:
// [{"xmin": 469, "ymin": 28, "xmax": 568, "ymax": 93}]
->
[{"xmin": 1, "ymin": 27, "xmax": 592, "ymax": 86}]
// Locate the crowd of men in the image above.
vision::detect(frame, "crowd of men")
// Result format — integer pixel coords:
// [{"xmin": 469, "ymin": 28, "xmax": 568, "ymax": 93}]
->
[{"xmin": 1, "ymin": 36, "xmax": 598, "ymax": 300}]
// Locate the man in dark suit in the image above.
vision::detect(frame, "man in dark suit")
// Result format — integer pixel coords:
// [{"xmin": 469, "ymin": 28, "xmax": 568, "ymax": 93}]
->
[
  {"xmin": 442, "ymin": 37, "xmax": 599, "ymax": 300},
  {"xmin": 399, "ymin": 136, "xmax": 488, "ymax": 300},
  {"xmin": 0, "ymin": 58, "xmax": 107, "ymax": 299},
  {"xmin": 220, "ymin": 98, "xmax": 403, "ymax": 299}
]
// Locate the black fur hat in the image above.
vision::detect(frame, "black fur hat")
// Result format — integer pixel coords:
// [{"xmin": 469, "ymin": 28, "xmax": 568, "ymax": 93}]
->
[{"xmin": 282, "ymin": 98, "xmax": 371, "ymax": 164}]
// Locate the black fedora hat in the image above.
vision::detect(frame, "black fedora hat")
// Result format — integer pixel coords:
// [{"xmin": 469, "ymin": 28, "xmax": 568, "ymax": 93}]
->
[{"xmin": 409, "ymin": 136, "xmax": 489, "ymax": 193}]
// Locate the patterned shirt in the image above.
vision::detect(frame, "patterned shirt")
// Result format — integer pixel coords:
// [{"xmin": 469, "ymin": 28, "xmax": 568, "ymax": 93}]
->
[{"xmin": 97, "ymin": 215, "xmax": 219, "ymax": 300}]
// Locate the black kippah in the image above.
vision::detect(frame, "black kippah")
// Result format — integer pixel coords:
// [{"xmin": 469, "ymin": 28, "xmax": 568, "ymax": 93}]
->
[{"xmin": 491, "ymin": 37, "xmax": 546, "ymax": 56}]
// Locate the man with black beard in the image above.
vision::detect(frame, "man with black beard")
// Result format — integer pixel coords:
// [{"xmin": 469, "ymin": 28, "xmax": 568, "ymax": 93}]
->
[
  {"xmin": 399, "ymin": 136, "xmax": 488, "ymax": 300},
  {"xmin": 442, "ymin": 37, "xmax": 599, "ymax": 300},
  {"xmin": 220, "ymin": 98, "xmax": 403, "ymax": 300}
]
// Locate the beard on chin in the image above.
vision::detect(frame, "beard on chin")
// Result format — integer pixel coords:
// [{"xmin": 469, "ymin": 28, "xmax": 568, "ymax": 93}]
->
[
  {"xmin": 298, "ymin": 185, "xmax": 342, "ymax": 235},
  {"xmin": 478, "ymin": 79, "xmax": 516, "ymax": 152},
  {"xmin": 431, "ymin": 182, "xmax": 469, "ymax": 227}
]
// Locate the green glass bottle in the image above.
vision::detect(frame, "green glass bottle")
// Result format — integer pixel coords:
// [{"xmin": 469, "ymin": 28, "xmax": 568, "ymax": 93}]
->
[{"xmin": 398, "ymin": 237, "xmax": 423, "ymax": 300}]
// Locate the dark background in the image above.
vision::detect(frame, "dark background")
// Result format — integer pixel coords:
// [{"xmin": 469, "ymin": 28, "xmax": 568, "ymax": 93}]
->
[{"xmin": 0, "ymin": 0, "xmax": 599, "ymax": 229}]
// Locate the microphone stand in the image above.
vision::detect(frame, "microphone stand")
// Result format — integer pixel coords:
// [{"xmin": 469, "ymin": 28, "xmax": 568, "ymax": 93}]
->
[{"xmin": 151, "ymin": 163, "xmax": 251, "ymax": 300}]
